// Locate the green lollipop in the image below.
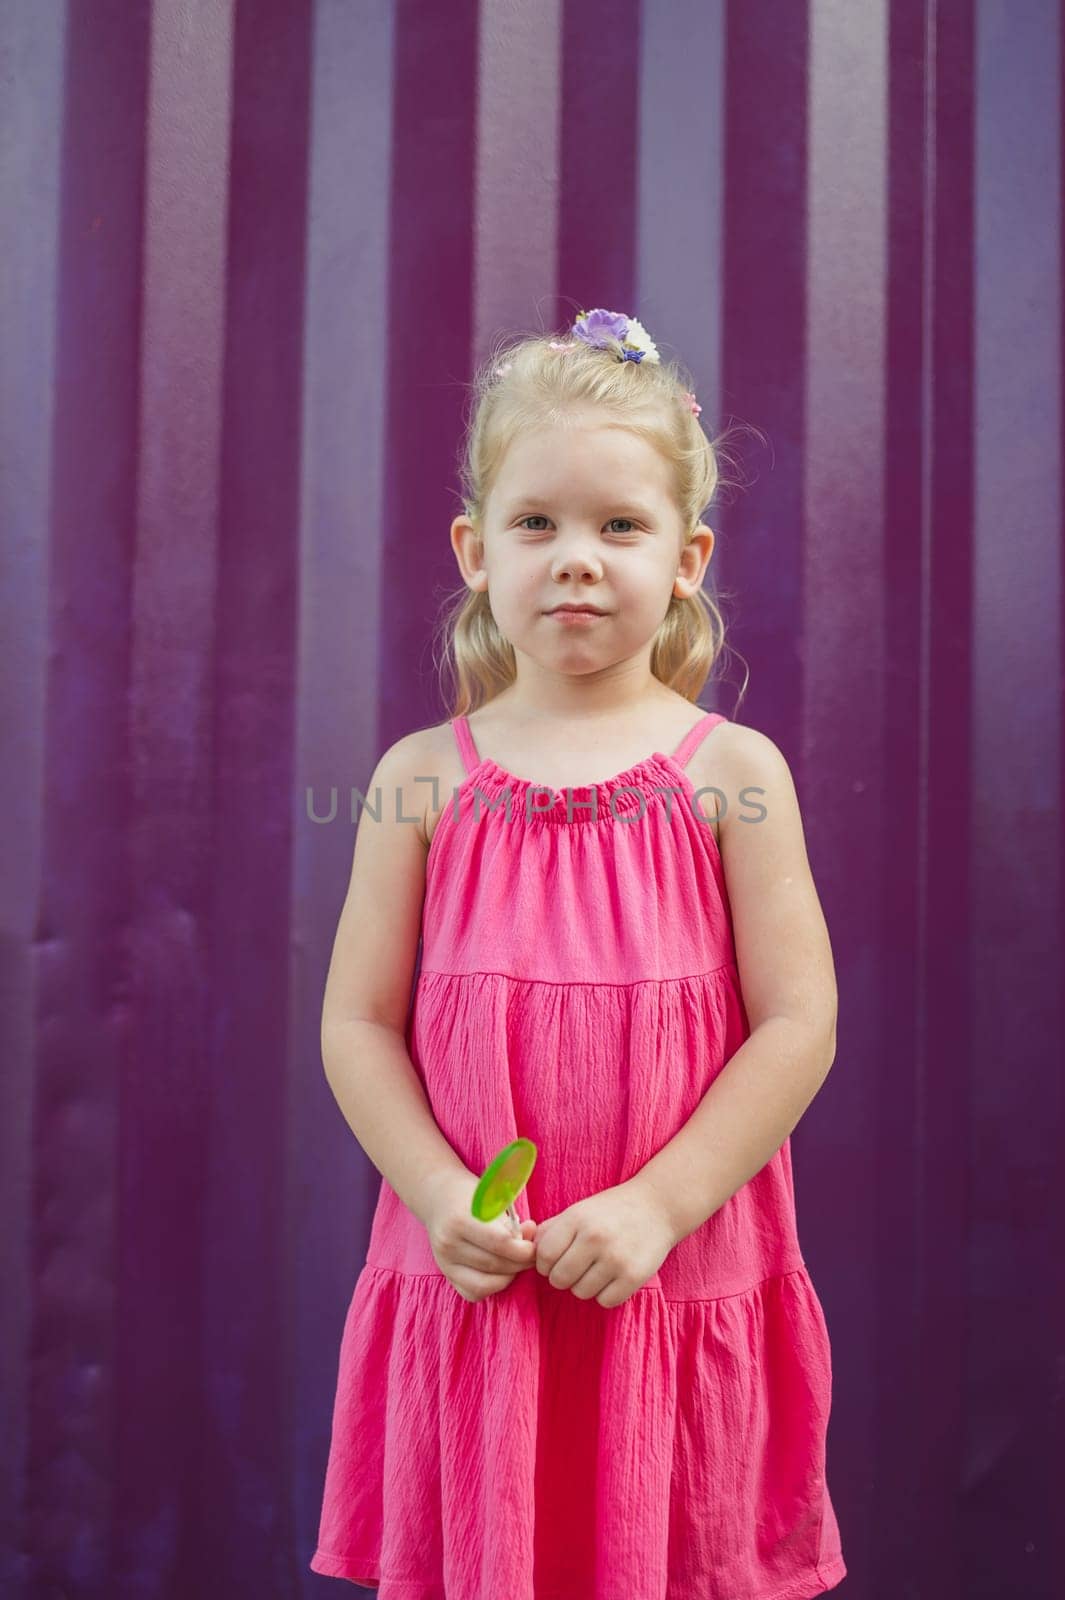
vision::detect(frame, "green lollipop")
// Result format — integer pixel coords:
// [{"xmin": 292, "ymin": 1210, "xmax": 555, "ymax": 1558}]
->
[{"xmin": 471, "ymin": 1138, "xmax": 538, "ymax": 1239}]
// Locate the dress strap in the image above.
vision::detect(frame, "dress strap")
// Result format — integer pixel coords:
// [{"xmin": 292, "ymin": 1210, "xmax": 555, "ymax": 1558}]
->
[
  {"xmin": 451, "ymin": 715, "xmax": 481, "ymax": 778},
  {"xmin": 671, "ymin": 711, "xmax": 727, "ymax": 771}
]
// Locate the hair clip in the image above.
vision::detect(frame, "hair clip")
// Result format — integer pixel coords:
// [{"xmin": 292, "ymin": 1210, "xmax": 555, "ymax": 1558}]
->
[
  {"xmin": 570, "ymin": 307, "xmax": 660, "ymax": 364},
  {"xmin": 495, "ymin": 317, "xmax": 699, "ymax": 416}
]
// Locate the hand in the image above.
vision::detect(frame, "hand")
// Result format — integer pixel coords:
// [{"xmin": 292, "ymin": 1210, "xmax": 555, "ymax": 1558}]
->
[
  {"xmin": 423, "ymin": 1168, "xmax": 539, "ymax": 1304},
  {"xmin": 531, "ymin": 1179, "xmax": 679, "ymax": 1309}
]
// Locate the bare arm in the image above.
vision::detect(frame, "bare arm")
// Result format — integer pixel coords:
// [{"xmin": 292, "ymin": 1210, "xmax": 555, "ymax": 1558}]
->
[
  {"xmin": 633, "ymin": 724, "xmax": 839, "ymax": 1241},
  {"xmin": 321, "ymin": 731, "xmax": 469, "ymax": 1227}
]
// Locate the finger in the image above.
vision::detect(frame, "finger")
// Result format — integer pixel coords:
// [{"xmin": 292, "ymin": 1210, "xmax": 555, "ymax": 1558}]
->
[
  {"xmin": 460, "ymin": 1236, "xmax": 535, "ymax": 1273},
  {"xmin": 459, "ymin": 1266, "xmax": 522, "ymax": 1299},
  {"xmin": 535, "ymin": 1240, "xmax": 566, "ymax": 1277},
  {"xmin": 459, "ymin": 1243, "xmax": 524, "ymax": 1274},
  {"xmin": 493, "ymin": 1224, "xmax": 538, "ymax": 1258},
  {"xmin": 463, "ymin": 1217, "xmax": 532, "ymax": 1252},
  {"xmin": 546, "ymin": 1246, "xmax": 590, "ymax": 1291},
  {"xmin": 567, "ymin": 1262, "xmax": 616, "ymax": 1301},
  {"xmin": 481, "ymin": 1228, "xmax": 536, "ymax": 1263}
]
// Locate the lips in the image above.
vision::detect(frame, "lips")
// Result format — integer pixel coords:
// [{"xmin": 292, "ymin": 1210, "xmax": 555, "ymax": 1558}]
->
[{"xmin": 548, "ymin": 605, "xmax": 607, "ymax": 615}]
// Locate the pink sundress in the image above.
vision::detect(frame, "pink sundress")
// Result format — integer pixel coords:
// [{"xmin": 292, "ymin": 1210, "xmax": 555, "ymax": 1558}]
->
[{"xmin": 311, "ymin": 709, "xmax": 847, "ymax": 1599}]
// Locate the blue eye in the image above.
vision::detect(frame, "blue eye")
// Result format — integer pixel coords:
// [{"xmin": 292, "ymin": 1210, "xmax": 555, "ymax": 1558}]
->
[{"xmin": 516, "ymin": 516, "xmax": 639, "ymax": 533}]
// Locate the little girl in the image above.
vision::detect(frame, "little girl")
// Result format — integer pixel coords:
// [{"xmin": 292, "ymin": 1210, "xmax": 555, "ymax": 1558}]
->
[{"xmin": 310, "ymin": 307, "xmax": 847, "ymax": 1599}]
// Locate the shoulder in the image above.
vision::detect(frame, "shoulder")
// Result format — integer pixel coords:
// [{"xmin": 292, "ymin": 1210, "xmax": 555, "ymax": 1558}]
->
[
  {"xmin": 701, "ymin": 721, "xmax": 837, "ymax": 1042},
  {"xmin": 372, "ymin": 721, "xmax": 465, "ymax": 849},
  {"xmin": 705, "ymin": 720, "xmax": 816, "ymax": 912},
  {"xmin": 713, "ymin": 721, "xmax": 805, "ymax": 843},
  {"xmin": 709, "ymin": 720, "xmax": 798, "ymax": 801},
  {"xmin": 365, "ymin": 726, "xmax": 437, "ymax": 847},
  {"xmin": 370, "ymin": 724, "xmax": 436, "ymax": 784},
  {"xmin": 685, "ymin": 716, "xmax": 794, "ymax": 814}
]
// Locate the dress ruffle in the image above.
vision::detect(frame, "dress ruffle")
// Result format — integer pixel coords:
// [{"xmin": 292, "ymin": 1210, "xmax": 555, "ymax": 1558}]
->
[{"xmin": 310, "ymin": 1259, "xmax": 844, "ymax": 1600}]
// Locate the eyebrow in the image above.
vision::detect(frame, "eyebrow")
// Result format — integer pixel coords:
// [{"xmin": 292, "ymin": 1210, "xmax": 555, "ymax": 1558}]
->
[{"xmin": 501, "ymin": 498, "xmax": 660, "ymax": 522}]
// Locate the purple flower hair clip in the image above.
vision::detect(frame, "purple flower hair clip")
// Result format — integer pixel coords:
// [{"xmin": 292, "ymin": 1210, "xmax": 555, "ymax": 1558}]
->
[{"xmin": 569, "ymin": 306, "xmax": 661, "ymax": 364}]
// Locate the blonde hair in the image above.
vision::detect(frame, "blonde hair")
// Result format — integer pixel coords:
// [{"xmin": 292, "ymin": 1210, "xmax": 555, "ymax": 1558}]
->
[{"xmin": 434, "ymin": 317, "xmax": 756, "ymax": 717}]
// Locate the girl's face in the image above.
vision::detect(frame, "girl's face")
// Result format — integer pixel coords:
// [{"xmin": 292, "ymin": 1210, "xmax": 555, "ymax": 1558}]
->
[{"xmin": 451, "ymin": 417, "xmax": 713, "ymax": 679}]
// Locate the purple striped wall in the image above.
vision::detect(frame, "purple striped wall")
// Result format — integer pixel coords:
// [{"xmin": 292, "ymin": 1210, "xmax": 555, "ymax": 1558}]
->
[{"xmin": 1, "ymin": 1, "xmax": 1061, "ymax": 1595}]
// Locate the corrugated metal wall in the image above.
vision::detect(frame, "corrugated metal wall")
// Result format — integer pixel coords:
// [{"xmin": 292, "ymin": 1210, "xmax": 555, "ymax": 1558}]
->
[{"xmin": 1, "ymin": 1, "xmax": 1061, "ymax": 1595}]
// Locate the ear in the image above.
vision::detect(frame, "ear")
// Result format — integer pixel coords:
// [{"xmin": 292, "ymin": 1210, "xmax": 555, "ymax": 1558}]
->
[
  {"xmin": 674, "ymin": 523, "xmax": 714, "ymax": 598},
  {"xmin": 451, "ymin": 513, "xmax": 489, "ymax": 593}
]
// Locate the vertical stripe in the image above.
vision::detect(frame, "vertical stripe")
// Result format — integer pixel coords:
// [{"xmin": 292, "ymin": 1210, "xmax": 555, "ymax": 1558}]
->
[
  {"xmin": 637, "ymin": 0, "xmax": 725, "ymax": 645},
  {"xmin": 27, "ymin": 3, "xmax": 152, "ymax": 1589},
  {"xmin": 971, "ymin": 1, "xmax": 1062, "ymax": 1591},
  {"xmin": 916, "ymin": 1, "xmax": 974, "ymax": 1592},
  {"xmin": 382, "ymin": 0, "xmax": 479, "ymax": 731},
  {"xmin": 879, "ymin": 0, "xmax": 940, "ymax": 1582},
  {"xmin": 559, "ymin": 0, "xmax": 642, "ymax": 311},
  {"xmin": 111, "ymin": 0, "xmax": 235, "ymax": 1588},
  {"xmin": 475, "ymin": 0, "xmax": 562, "ymax": 355},
  {"xmin": 291, "ymin": 0, "xmax": 397, "ymax": 1549},
  {"xmin": 0, "ymin": 5, "xmax": 67, "ymax": 1591},
  {"xmin": 721, "ymin": 0, "xmax": 810, "ymax": 741},
  {"xmin": 806, "ymin": 0, "xmax": 888, "ymax": 1572},
  {"xmin": 197, "ymin": 2, "xmax": 313, "ymax": 1589}
]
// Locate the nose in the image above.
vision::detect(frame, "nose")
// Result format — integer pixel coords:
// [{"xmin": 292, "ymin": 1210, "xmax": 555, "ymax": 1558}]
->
[{"xmin": 551, "ymin": 543, "xmax": 603, "ymax": 583}]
